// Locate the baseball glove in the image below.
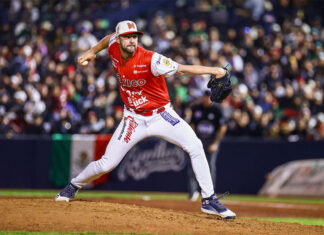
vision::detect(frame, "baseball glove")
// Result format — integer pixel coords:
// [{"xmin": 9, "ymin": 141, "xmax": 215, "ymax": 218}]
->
[{"xmin": 207, "ymin": 64, "xmax": 232, "ymax": 103}]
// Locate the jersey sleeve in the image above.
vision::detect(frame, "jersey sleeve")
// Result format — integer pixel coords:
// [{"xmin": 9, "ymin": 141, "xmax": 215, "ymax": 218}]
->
[
  {"xmin": 108, "ymin": 34, "xmax": 117, "ymax": 50},
  {"xmin": 151, "ymin": 52, "xmax": 178, "ymax": 77}
]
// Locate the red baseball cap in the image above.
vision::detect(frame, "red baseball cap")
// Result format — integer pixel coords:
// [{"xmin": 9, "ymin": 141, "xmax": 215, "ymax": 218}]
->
[{"xmin": 115, "ymin": 20, "xmax": 143, "ymax": 36}]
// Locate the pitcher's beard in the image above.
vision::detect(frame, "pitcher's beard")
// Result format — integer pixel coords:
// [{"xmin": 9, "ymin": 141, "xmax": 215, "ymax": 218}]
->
[{"xmin": 121, "ymin": 44, "xmax": 136, "ymax": 55}]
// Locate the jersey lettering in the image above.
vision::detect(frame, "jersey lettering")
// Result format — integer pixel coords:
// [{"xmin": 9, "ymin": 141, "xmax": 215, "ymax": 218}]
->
[
  {"xmin": 123, "ymin": 116, "xmax": 138, "ymax": 143},
  {"xmin": 124, "ymin": 89, "xmax": 150, "ymax": 108},
  {"xmin": 126, "ymin": 90, "xmax": 143, "ymax": 96},
  {"xmin": 118, "ymin": 121, "xmax": 127, "ymax": 140},
  {"xmin": 134, "ymin": 70, "xmax": 148, "ymax": 74},
  {"xmin": 118, "ymin": 76, "xmax": 147, "ymax": 88},
  {"xmin": 133, "ymin": 96, "xmax": 148, "ymax": 108},
  {"xmin": 134, "ymin": 64, "xmax": 146, "ymax": 68}
]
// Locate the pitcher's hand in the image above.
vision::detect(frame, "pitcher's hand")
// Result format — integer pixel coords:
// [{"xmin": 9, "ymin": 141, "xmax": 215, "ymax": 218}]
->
[{"xmin": 78, "ymin": 50, "xmax": 96, "ymax": 66}]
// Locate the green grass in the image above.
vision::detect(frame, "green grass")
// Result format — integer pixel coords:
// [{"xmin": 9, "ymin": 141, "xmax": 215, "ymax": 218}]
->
[
  {"xmin": 1, "ymin": 189, "xmax": 324, "ymax": 205},
  {"xmin": 0, "ymin": 189, "xmax": 187, "ymax": 200},
  {"xmin": 226, "ymin": 195, "xmax": 324, "ymax": 205},
  {"xmin": 255, "ymin": 217, "xmax": 324, "ymax": 226}
]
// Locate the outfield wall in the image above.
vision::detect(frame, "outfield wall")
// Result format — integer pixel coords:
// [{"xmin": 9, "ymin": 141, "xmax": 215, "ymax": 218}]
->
[{"xmin": 0, "ymin": 135, "xmax": 323, "ymax": 194}]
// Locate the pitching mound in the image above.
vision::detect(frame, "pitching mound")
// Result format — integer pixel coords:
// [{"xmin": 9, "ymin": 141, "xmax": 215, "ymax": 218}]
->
[{"xmin": 1, "ymin": 198, "xmax": 324, "ymax": 234}]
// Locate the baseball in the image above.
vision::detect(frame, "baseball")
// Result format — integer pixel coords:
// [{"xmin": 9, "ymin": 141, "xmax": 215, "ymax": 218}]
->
[{"xmin": 81, "ymin": 60, "xmax": 89, "ymax": 66}]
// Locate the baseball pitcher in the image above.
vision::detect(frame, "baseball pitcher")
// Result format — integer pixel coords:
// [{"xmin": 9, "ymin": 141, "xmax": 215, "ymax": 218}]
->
[{"xmin": 55, "ymin": 20, "xmax": 235, "ymax": 220}]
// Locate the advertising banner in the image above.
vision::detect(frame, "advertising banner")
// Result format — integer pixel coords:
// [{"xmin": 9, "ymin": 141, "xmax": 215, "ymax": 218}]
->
[
  {"xmin": 259, "ymin": 159, "xmax": 324, "ymax": 196},
  {"xmin": 104, "ymin": 137, "xmax": 190, "ymax": 192}
]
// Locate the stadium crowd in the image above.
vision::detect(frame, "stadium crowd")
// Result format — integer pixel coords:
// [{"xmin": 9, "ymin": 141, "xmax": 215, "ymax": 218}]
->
[{"xmin": 0, "ymin": 0, "xmax": 323, "ymax": 141}]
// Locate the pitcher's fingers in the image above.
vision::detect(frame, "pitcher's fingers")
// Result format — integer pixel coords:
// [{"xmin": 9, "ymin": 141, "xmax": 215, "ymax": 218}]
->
[{"xmin": 78, "ymin": 57, "xmax": 84, "ymax": 65}]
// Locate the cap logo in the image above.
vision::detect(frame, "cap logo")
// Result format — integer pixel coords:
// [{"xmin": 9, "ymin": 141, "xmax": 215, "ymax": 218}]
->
[{"xmin": 127, "ymin": 23, "xmax": 135, "ymax": 29}]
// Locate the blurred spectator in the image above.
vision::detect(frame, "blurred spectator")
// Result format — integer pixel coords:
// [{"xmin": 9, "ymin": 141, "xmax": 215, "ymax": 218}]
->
[
  {"xmin": 77, "ymin": 26, "xmax": 98, "ymax": 53},
  {"xmin": 51, "ymin": 108, "xmax": 76, "ymax": 134},
  {"xmin": 101, "ymin": 116, "xmax": 116, "ymax": 134},
  {"xmin": 79, "ymin": 110, "xmax": 105, "ymax": 134},
  {"xmin": 25, "ymin": 114, "xmax": 46, "ymax": 135},
  {"xmin": 0, "ymin": 0, "xmax": 323, "ymax": 142}
]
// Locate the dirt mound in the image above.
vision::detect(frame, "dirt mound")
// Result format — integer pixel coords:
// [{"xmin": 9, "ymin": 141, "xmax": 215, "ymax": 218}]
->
[
  {"xmin": 86, "ymin": 197, "xmax": 324, "ymax": 218},
  {"xmin": 1, "ymin": 198, "xmax": 324, "ymax": 234}
]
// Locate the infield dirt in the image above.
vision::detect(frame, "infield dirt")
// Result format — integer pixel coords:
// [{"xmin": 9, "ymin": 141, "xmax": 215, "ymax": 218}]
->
[{"xmin": 1, "ymin": 197, "xmax": 324, "ymax": 234}]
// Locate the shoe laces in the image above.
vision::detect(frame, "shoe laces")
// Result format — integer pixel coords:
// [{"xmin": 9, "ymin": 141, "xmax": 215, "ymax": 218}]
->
[
  {"xmin": 212, "ymin": 191, "xmax": 230, "ymax": 211},
  {"xmin": 61, "ymin": 183, "xmax": 78, "ymax": 197},
  {"xmin": 203, "ymin": 191, "xmax": 230, "ymax": 212},
  {"xmin": 215, "ymin": 191, "xmax": 230, "ymax": 200}
]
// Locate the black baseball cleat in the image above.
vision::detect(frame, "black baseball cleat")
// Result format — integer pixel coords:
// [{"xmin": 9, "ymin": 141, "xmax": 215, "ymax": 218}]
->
[
  {"xmin": 55, "ymin": 183, "xmax": 79, "ymax": 202},
  {"xmin": 201, "ymin": 192, "xmax": 236, "ymax": 219}
]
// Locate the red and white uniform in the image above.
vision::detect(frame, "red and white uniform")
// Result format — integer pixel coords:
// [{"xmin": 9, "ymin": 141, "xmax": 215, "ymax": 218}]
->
[
  {"xmin": 108, "ymin": 34, "xmax": 178, "ymax": 111},
  {"xmin": 71, "ymin": 34, "xmax": 215, "ymax": 198}
]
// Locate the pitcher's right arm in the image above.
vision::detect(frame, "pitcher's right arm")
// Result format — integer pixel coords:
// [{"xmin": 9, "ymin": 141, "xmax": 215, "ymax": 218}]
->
[{"xmin": 77, "ymin": 33, "xmax": 115, "ymax": 66}]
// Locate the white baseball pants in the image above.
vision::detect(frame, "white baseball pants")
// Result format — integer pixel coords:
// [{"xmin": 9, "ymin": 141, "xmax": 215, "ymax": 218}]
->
[{"xmin": 71, "ymin": 103, "xmax": 215, "ymax": 198}]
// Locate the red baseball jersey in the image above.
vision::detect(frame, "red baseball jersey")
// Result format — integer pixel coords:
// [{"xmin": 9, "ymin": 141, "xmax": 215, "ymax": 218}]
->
[{"xmin": 108, "ymin": 34, "xmax": 178, "ymax": 111}]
